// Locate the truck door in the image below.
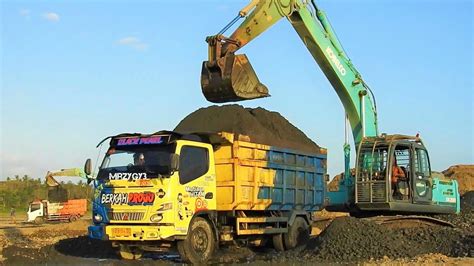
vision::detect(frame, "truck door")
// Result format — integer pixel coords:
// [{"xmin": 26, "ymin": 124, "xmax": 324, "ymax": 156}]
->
[
  {"xmin": 174, "ymin": 142, "xmax": 216, "ymax": 234},
  {"xmin": 27, "ymin": 202, "xmax": 43, "ymax": 222},
  {"xmin": 411, "ymin": 147, "xmax": 432, "ymax": 203}
]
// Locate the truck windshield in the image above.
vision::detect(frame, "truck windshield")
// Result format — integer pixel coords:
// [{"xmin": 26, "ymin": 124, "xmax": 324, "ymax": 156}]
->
[
  {"xmin": 30, "ymin": 203, "xmax": 41, "ymax": 212},
  {"xmin": 97, "ymin": 143, "xmax": 176, "ymax": 180}
]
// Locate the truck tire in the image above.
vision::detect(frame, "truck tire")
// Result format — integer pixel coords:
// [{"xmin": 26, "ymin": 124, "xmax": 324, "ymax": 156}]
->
[
  {"xmin": 69, "ymin": 215, "xmax": 78, "ymax": 222},
  {"xmin": 272, "ymin": 234, "xmax": 285, "ymax": 251},
  {"xmin": 283, "ymin": 217, "xmax": 309, "ymax": 250},
  {"xmin": 34, "ymin": 217, "xmax": 44, "ymax": 225},
  {"xmin": 177, "ymin": 217, "xmax": 215, "ymax": 264},
  {"xmin": 118, "ymin": 244, "xmax": 143, "ymax": 260}
]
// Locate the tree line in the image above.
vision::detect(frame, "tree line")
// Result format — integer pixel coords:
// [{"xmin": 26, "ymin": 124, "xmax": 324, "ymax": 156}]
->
[{"xmin": 0, "ymin": 175, "xmax": 93, "ymax": 213}]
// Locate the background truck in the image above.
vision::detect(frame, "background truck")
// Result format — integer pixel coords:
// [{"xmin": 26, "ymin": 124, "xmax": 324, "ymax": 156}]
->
[
  {"xmin": 87, "ymin": 131, "xmax": 327, "ymax": 263},
  {"xmin": 27, "ymin": 168, "xmax": 89, "ymax": 224},
  {"xmin": 27, "ymin": 198, "xmax": 87, "ymax": 224}
]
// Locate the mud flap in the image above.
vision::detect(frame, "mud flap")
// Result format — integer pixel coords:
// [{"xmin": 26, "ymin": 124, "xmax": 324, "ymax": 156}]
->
[{"xmin": 201, "ymin": 53, "xmax": 269, "ymax": 103}]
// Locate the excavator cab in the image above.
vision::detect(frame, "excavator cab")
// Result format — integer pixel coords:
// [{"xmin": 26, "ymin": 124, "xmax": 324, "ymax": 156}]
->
[
  {"xmin": 354, "ymin": 134, "xmax": 459, "ymax": 214},
  {"xmin": 201, "ymin": 35, "xmax": 269, "ymax": 103}
]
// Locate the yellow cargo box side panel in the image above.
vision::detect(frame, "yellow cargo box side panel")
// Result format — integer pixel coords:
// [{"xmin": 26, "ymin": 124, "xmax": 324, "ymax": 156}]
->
[{"xmin": 214, "ymin": 139, "xmax": 326, "ymax": 211}]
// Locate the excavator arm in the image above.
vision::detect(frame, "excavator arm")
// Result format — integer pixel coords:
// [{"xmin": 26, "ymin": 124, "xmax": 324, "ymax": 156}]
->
[
  {"xmin": 45, "ymin": 168, "xmax": 86, "ymax": 187},
  {"xmin": 201, "ymin": 0, "xmax": 378, "ymax": 145}
]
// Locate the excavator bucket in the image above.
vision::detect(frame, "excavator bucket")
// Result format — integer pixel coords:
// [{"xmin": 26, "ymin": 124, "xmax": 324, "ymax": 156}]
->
[{"xmin": 201, "ymin": 53, "xmax": 269, "ymax": 103}]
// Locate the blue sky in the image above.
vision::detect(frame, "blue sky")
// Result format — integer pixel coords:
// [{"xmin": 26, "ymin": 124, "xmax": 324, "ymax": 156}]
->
[{"xmin": 1, "ymin": 0, "xmax": 473, "ymax": 180}]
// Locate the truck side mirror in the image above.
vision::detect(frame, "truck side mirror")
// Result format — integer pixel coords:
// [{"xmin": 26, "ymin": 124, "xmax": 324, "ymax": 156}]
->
[
  {"xmin": 84, "ymin": 158, "xmax": 92, "ymax": 176},
  {"xmin": 170, "ymin": 153, "xmax": 179, "ymax": 173}
]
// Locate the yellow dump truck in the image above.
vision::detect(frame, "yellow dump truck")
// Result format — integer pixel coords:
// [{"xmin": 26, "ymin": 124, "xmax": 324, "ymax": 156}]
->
[{"xmin": 87, "ymin": 131, "xmax": 327, "ymax": 263}]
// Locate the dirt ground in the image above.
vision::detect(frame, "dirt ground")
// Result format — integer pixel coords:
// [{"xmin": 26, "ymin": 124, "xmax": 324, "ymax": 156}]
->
[{"xmin": 1, "ymin": 196, "xmax": 473, "ymax": 266}]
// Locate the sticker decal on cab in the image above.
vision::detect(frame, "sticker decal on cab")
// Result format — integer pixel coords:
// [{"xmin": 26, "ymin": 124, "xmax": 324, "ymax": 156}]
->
[
  {"xmin": 108, "ymin": 173, "xmax": 148, "ymax": 181},
  {"xmin": 101, "ymin": 192, "xmax": 155, "ymax": 205}
]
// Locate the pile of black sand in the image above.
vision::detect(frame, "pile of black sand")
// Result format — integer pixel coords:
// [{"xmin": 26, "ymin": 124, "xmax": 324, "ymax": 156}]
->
[
  {"xmin": 265, "ymin": 193, "xmax": 474, "ymax": 263},
  {"xmin": 174, "ymin": 105, "xmax": 321, "ymax": 154},
  {"xmin": 299, "ymin": 217, "xmax": 472, "ymax": 262},
  {"xmin": 433, "ymin": 190, "xmax": 474, "ymax": 232}
]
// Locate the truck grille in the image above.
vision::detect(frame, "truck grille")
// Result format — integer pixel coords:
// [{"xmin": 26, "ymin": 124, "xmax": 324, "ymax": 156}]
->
[{"xmin": 108, "ymin": 211, "xmax": 145, "ymax": 221}]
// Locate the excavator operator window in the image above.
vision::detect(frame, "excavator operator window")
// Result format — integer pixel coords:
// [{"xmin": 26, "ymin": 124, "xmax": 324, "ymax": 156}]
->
[
  {"xmin": 393, "ymin": 146, "xmax": 410, "ymax": 180},
  {"xmin": 356, "ymin": 145, "xmax": 389, "ymax": 203},
  {"xmin": 392, "ymin": 145, "xmax": 410, "ymax": 200},
  {"xmin": 357, "ymin": 146, "xmax": 388, "ymax": 181},
  {"xmin": 414, "ymin": 149, "xmax": 430, "ymax": 178},
  {"xmin": 413, "ymin": 148, "xmax": 432, "ymax": 199}
]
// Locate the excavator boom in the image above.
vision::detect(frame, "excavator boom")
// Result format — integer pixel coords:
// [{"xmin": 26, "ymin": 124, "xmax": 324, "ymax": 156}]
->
[
  {"xmin": 45, "ymin": 168, "xmax": 86, "ymax": 187},
  {"xmin": 201, "ymin": 0, "xmax": 377, "ymax": 144}
]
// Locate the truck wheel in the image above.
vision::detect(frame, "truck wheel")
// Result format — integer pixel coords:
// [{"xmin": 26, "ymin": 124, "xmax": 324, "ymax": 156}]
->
[
  {"xmin": 178, "ymin": 217, "xmax": 215, "ymax": 264},
  {"xmin": 118, "ymin": 245, "xmax": 143, "ymax": 260},
  {"xmin": 69, "ymin": 215, "xmax": 78, "ymax": 222},
  {"xmin": 272, "ymin": 234, "xmax": 285, "ymax": 251},
  {"xmin": 284, "ymin": 217, "xmax": 309, "ymax": 250},
  {"xmin": 34, "ymin": 217, "xmax": 44, "ymax": 225}
]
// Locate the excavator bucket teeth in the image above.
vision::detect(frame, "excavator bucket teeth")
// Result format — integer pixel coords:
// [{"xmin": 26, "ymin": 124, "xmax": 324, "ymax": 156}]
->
[{"xmin": 201, "ymin": 54, "xmax": 269, "ymax": 103}]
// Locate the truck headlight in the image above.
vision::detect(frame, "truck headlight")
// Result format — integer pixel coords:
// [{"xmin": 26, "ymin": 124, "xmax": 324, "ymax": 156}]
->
[
  {"xmin": 93, "ymin": 214, "xmax": 103, "ymax": 222},
  {"xmin": 150, "ymin": 214, "xmax": 163, "ymax": 223}
]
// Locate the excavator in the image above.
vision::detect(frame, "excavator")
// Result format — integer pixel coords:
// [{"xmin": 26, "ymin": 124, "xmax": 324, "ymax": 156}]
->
[
  {"xmin": 45, "ymin": 168, "xmax": 87, "ymax": 202},
  {"xmin": 200, "ymin": 0, "xmax": 459, "ymax": 215}
]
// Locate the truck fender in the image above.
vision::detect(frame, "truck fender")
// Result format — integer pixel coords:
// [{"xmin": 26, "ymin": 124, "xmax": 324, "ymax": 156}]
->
[{"xmin": 288, "ymin": 210, "xmax": 310, "ymax": 227}]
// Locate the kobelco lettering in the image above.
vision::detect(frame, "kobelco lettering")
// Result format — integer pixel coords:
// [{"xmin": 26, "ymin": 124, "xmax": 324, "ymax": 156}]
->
[{"xmin": 325, "ymin": 46, "xmax": 347, "ymax": 76}]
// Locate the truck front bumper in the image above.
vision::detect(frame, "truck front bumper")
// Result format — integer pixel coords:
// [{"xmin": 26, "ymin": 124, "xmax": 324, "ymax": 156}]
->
[{"xmin": 88, "ymin": 224, "xmax": 178, "ymax": 241}]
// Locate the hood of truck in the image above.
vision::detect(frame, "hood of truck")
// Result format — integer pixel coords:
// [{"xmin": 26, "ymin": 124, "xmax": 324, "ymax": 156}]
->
[{"xmin": 93, "ymin": 176, "xmax": 174, "ymax": 224}]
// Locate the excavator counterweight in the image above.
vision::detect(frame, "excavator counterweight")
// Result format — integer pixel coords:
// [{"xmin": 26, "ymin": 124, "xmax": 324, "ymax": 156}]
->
[{"xmin": 201, "ymin": 53, "xmax": 269, "ymax": 103}]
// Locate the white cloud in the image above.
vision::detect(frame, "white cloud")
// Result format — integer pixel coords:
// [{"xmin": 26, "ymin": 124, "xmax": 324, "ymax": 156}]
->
[
  {"xmin": 42, "ymin": 12, "xmax": 60, "ymax": 22},
  {"xmin": 118, "ymin": 37, "xmax": 139, "ymax": 45},
  {"xmin": 117, "ymin": 36, "xmax": 149, "ymax": 51},
  {"xmin": 19, "ymin": 9, "xmax": 31, "ymax": 17}
]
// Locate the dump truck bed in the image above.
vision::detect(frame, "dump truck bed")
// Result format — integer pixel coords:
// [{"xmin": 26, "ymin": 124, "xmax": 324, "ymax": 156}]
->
[
  {"xmin": 48, "ymin": 199, "xmax": 87, "ymax": 215},
  {"xmin": 212, "ymin": 133, "xmax": 327, "ymax": 211}
]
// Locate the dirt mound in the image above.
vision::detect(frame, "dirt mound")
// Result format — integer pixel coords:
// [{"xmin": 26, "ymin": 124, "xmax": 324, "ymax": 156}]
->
[
  {"xmin": 266, "ymin": 194, "xmax": 474, "ymax": 263},
  {"xmin": 368, "ymin": 253, "xmax": 474, "ymax": 265},
  {"xmin": 327, "ymin": 169, "xmax": 355, "ymax": 192},
  {"xmin": 174, "ymin": 105, "xmax": 321, "ymax": 154},
  {"xmin": 433, "ymin": 191, "xmax": 474, "ymax": 232},
  {"xmin": 442, "ymin": 165, "xmax": 474, "ymax": 195},
  {"xmin": 300, "ymin": 217, "xmax": 472, "ymax": 262},
  {"xmin": 306, "ymin": 193, "xmax": 474, "ymax": 262},
  {"xmin": 48, "ymin": 186, "xmax": 69, "ymax": 203},
  {"xmin": 327, "ymin": 173, "xmax": 342, "ymax": 192}
]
